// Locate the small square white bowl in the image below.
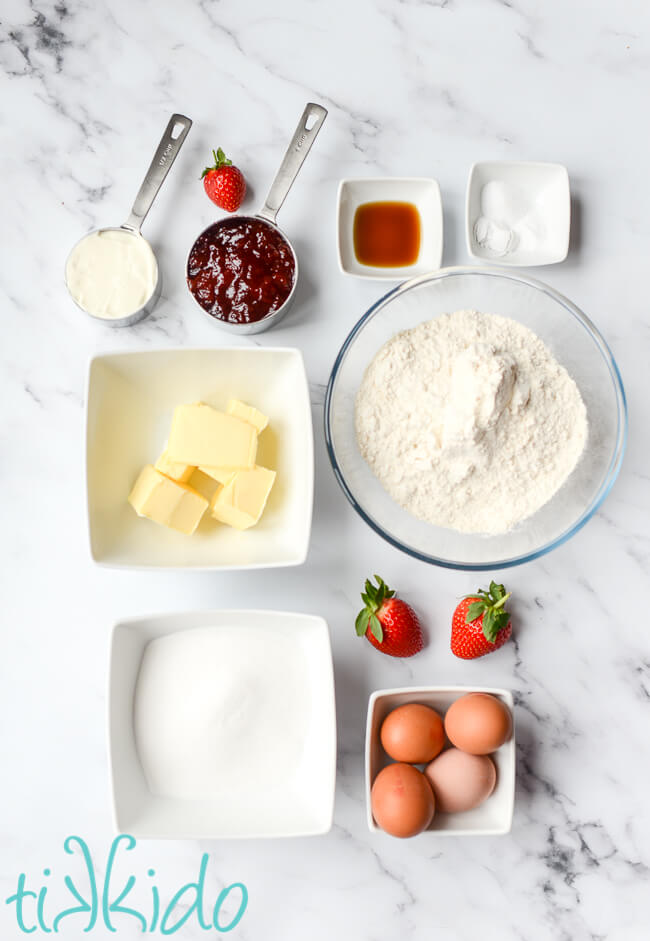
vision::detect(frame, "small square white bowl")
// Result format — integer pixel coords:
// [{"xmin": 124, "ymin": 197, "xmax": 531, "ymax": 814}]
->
[
  {"xmin": 337, "ymin": 177, "xmax": 443, "ymax": 280},
  {"xmin": 86, "ymin": 347, "xmax": 313, "ymax": 569},
  {"xmin": 365, "ymin": 686, "xmax": 515, "ymax": 836},
  {"xmin": 109, "ymin": 609, "xmax": 337, "ymax": 839},
  {"xmin": 466, "ymin": 161, "xmax": 570, "ymax": 266}
]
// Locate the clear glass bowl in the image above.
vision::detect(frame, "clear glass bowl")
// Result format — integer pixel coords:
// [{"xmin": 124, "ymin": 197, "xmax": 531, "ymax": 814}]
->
[{"xmin": 325, "ymin": 267, "xmax": 627, "ymax": 570}]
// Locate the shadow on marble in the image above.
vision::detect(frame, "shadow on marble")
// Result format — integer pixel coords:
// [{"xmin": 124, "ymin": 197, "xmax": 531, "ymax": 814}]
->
[
  {"xmin": 568, "ymin": 193, "xmax": 582, "ymax": 261},
  {"xmin": 513, "ymin": 710, "xmax": 539, "ymax": 810},
  {"xmin": 441, "ymin": 192, "xmax": 458, "ymax": 268},
  {"xmin": 310, "ymin": 410, "xmax": 351, "ymax": 545},
  {"xmin": 332, "ymin": 653, "xmax": 372, "ymax": 774}
]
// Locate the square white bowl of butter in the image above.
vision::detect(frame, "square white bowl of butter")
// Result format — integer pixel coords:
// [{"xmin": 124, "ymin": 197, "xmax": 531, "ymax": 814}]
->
[
  {"xmin": 86, "ymin": 347, "xmax": 313, "ymax": 569},
  {"xmin": 109, "ymin": 609, "xmax": 337, "ymax": 839}
]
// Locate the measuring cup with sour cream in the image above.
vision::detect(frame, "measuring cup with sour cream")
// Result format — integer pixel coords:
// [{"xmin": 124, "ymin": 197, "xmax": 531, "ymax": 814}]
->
[{"xmin": 65, "ymin": 113, "xmax": 192, "ymax": 326}]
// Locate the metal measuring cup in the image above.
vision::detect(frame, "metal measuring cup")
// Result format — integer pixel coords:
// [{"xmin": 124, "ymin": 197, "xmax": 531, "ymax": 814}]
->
[
  {"xmin": 186, "ymin": 102, "xmax": 327, "ymax": 335},
  {"xmin": 65, "ymin": 113, "xmax": 192, "ymax": 327}
]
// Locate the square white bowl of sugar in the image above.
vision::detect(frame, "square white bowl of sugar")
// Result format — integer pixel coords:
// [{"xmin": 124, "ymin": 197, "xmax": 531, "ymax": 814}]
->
[
  {"xmin": 337, "ymin": 177, "xmax": 443, "ymax": 279},
  {"xmin": 109, "ymin": 609, "xmax": 337, "ymax": 839},
  {"xmin": 466, "ymin": 161, "xmax": 570, "ymax": 266},
  {"xmin": 365, "ymin": 686, "xmax": 515, "ymax": 837},
  {"xmin": 86, "ymin": 347, "xmax": 313, "ymax": 569}
]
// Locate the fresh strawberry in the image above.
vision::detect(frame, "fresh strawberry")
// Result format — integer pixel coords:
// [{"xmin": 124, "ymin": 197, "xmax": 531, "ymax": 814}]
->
[
  {"xmin": 355, "ymin": 576, "xmax": 424, "ymax": 658},
  {"xmin": 451, "ymin": 581, "xmax": 512, "ymax": 660},
  {"xmin": 201, "ymin": 148, "xmax": 246, "ymax": 212}
]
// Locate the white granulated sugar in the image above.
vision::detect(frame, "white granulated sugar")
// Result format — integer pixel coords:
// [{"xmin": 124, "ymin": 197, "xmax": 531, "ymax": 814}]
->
[
  {"xmin": 355, "ymin": 309, "xmax": 588, "ymax": 535},
  {"xmin": 134, "ymin": 625, "xmax": 311, "ymax": 800}
]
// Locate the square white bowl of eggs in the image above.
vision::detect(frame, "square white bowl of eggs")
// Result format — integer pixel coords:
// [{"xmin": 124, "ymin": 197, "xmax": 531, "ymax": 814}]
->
[{"xmin": 365, "ymin": 686, "xmax": 515, "ymax": 837}]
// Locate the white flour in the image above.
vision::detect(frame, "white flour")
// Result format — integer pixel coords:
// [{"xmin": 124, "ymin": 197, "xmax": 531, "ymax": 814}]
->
[{"xmin": 355, "ymin": 309, "xmax": 588, "ymax": 535}]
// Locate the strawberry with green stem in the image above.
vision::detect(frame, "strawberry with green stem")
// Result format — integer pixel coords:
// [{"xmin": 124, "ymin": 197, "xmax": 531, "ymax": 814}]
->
[
  {"xmin": 356, "ymin": 575, "xmax": 424, "ymax": 658},
  {"xmin": 451, "ymin": 580, "xmax": 512, "ymax": 660},
  {"xmin": 201, "ymin": 148, "xmax": 246, "ymax": 212}
]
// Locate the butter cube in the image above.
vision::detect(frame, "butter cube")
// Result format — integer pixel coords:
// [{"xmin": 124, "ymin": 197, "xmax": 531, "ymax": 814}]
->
[
  {"xmin": 210, "ymin": 466, "xmax": 276, "ymax": 530},
  {"xmin": 198, "ymin": 466, "xmax": 235, "ymax": 485},
  {"xmin": 155, "ymin": 448, "xmax": 194, "ymax": 483},
  {"xmin": 128, "ymin": 465, "xmax": 208, "ymax": 535},
  {"xmin": 167, "ymin": 403, "xmax": 258, "ymax": 469},
  {"xmin": 188, "ymin": 469, "xmax": 226, "ymax": 500},
  {"xmin": 227, "ymin": 399, "xmax": 269, "ymax": 433}
]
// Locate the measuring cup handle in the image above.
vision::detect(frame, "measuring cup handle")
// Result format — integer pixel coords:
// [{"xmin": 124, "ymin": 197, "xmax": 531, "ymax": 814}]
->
[
  {"xmin": 123, "ymin": 114, "xmax": 192, "ymax": 232},
  {"xmin": 257, "ymin": 103, "xmax": 327, "ymax": 225}
]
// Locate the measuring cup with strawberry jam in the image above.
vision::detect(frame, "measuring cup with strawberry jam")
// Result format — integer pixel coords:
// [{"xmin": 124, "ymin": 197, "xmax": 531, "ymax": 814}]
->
[
  {"xmin": 187, "ymin": 103, "xmax": 327, "ymax": 334},
  {"xmin": 188, "ymin": 217, "xmax": 296, "ymax": 326}
]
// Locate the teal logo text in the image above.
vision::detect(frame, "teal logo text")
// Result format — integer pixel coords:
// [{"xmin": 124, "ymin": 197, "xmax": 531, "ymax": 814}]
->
[{"xmin": 5, "ymin": 835, "xmax": 248, "ymax": 934}]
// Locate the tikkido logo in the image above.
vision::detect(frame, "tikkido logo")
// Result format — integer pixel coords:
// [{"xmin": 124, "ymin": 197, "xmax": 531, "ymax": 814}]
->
[{"xmin": 5, "ymin": 835, "xmax": 248, "ymax": 935}]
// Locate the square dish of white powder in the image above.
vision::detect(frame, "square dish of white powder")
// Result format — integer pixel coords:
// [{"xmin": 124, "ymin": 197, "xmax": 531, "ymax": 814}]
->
[
  {"xmin": 466, "ymin": 161, "xmax": 570, "ymax": 266},
  {"xmin": 109, "ymin": 610, "xmax": 336, "ymax": 838}
]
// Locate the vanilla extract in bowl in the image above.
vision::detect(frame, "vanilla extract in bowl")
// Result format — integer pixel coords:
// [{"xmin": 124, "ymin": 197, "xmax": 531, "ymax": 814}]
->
[{"xmin": 353, "ymin": 200, "xmax": 421, "ymax": 268}]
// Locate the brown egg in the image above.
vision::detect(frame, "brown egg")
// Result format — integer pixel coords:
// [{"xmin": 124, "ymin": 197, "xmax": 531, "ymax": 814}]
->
[
  {"xmin": 371, "ymin": 763, "xmax": 435, "ymax": 837},
  {"xmin": 444, "ymin": 693, "xmax": 512, "ymax": 755},
  {"xmin": 425, "ymin": 748, "xmax": 496, "ymax": 813},
  {"xmin": 380, "ymin": 703, "xmax": 445, "ymax": 763}
]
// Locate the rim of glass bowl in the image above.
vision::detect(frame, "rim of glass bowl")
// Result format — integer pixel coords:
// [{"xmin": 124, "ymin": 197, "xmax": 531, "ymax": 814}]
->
[{"xmin": 324, "ymin": 266, "xmax": 628, "ymax": 571}]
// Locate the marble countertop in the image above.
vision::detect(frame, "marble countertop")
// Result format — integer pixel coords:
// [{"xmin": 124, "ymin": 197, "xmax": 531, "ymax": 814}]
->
[{"xmin": 2, "ymin": 1, "xmax": 649, "ymax": 938}]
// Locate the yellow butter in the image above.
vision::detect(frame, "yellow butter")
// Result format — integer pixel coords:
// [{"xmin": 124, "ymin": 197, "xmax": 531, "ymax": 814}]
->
[
  {"xmin": 128, "ymin": 465, "xmax": 208, "ymax": 535},
  {"xmin": 198, "ymin": 466, "xmax": 235, "ymax": 485},
  {"xmin": 210, "ymin": 465, "xmax": 276, "ymax": 530},
  {"xmin": 227, "ymin": 399, "xmax": 269, "ymax": 433},
  {"xmin": 154, "ymin": 449, "xmax": 194, "ymax": 483},
  {"xmin": 187, "ymin": 468, "xmax": 224, "ymax": 500},
  {"xmin": 167, "ymin": 403, "xmax": 257, "ymax": 469}
]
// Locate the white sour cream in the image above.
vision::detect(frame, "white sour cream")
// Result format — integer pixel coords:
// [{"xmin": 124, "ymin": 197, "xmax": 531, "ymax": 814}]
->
[{"xmin": 65, "ymin": 228, "xmax": 158, "ymax": 320}]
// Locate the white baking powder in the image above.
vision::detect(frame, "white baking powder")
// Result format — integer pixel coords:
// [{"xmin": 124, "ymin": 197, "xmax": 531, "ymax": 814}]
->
[
  {"xmin": 355, "ymin": 309, "xmax": 588, "ymax": 535},
  {"xmin": 474, "ymin": 180, "xmax": 548, "ymax": 257}
]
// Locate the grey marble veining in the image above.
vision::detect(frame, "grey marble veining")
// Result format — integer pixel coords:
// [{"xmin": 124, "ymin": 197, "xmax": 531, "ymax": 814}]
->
[{"xmin": 1, "ymin": 0, "xmax": 650, "ymax": 939}]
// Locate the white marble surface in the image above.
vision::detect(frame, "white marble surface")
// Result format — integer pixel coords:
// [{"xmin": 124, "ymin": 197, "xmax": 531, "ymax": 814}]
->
[{"xmin": 1, "ymin": 0, "xmax": 650, "ymax": 938}]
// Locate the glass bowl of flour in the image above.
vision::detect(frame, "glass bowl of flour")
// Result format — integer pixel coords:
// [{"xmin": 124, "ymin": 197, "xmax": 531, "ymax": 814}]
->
[{"xmin": 325, "ymin": 267, "xmax": 626, "ymax": 570}]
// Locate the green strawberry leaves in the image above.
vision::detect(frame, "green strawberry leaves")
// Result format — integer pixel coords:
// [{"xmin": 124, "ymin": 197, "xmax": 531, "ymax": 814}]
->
[
  {"xmin": 464, "ymin": 580, "xmax": 512, "ymax": 644},
  {"xmin": 466, "ymin": 600, "xmax": 488, "ymax": 622},
  {"xmin": 481, "ymin": 606, "xmax": 511, "ymax": 644},
  {"xmin": 201, "ymin": 147, "xmax": 233, "ymax": 179},
  {"xmin": 369, "ymin": 614, "xmax": 382, "ymax": 642},
  {"xmin": 355, "ymin": 610, "xmax": 369, "ymax": 636},
  {"xmin": 355, "ymin": 575, "xmax": 395, "ymax": 643}
]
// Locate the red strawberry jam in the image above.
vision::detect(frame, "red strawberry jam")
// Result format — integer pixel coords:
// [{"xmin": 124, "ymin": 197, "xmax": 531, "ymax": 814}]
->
[{"xmin": 187, "ymin": 217, "xmax": 296, "ymax": 324}]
